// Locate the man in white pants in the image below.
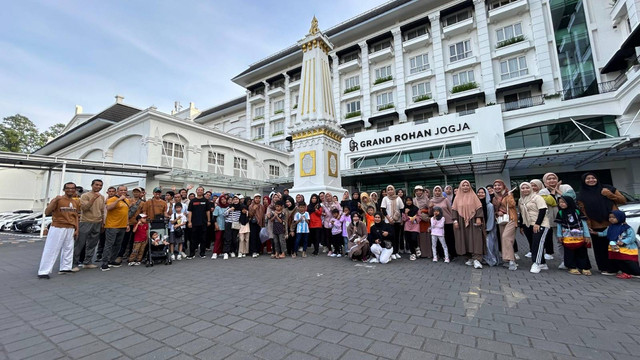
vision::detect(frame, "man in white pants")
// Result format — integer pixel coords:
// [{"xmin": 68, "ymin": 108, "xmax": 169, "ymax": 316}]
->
[{"xmin": 38, "ymin": 182, "xmax": 80, "ymax": 279}]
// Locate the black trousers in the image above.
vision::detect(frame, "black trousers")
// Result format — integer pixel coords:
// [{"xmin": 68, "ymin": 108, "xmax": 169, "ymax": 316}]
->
[
  {"xmin": 331, "ymin": 233, "xmax": 343, "ymax": 254},
  {"xmin": 405, "ymin": 231, "xmax": 418, "ymax": 255},
  {"xmin": 287, "ymin": 231, "xmax": 296, "ymax": 255},
  {"xmin": 310, "ymin": 227, "xmax": 322, "ymax": 254},
  {"xmin": 444, "ymin": 223, "xmax": 457, "ymax": 258},
  {"xmin": 564, "ymin": 245, "xmax": 591, "ymax": 270},
  {"xmin": 523, "ymin": 225, "xmax": 548, "ymax": 264},
  {"xmin": 189, "ymin": 224, "xmax": 207, "ymax": 257},
  {"xmin": 249, "ymin": 222, "xmax": 262, "ymax": 254},
  {"xmin": 223, "ymin": 222, "xmax": 239, "ymax": 254},
  {"xmin": 610, "ymin": 259, "xmax": 640, "ymax": 276},
  {"xmin": 591, "ymin": 228, "xmax": 611, "ymax": 272},
  {"xmin": 117, "ymin": 230, "xmax": 134, "ymax": 258},
  {"xmin": 391, "ymin": 222, "xmax": 401, "ymax": 254},
  {"xmin": 543, "ymin": 228, "xmax": 554, "ymax": 255}
]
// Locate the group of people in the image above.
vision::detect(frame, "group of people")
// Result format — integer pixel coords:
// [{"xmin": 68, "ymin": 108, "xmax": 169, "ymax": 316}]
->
[{"xmin": 37, "ymin": 171, "xmax": 639, "ymax": 280}]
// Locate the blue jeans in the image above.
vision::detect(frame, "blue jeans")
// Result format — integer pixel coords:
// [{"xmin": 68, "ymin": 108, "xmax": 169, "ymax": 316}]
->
[{"xmin": 294, "ymin": 233, "xmax": 308, "ymax": 252}]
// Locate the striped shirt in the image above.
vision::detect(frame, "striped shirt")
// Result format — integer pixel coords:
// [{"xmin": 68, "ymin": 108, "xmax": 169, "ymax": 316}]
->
[{"xmin": 294, "ymin": 212, "xmax": 310, "ymax": 233}]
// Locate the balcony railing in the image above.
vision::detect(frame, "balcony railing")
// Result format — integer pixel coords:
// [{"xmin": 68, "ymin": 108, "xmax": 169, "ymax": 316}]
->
[
  {"xmin": 500, "ymin": 95, "xmax": 544, "ymax": 112},
  {"xmin": 562, "ymin": 80, "xmax": 620, "ymax": 100}
]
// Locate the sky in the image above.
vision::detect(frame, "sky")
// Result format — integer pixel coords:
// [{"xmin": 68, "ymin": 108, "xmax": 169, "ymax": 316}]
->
[{"xmin": 0, "ymin": 0, "xmax": 389, "ymax": 131}]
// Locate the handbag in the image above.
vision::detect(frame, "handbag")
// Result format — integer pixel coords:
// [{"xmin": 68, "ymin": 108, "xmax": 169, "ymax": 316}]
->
[
  {"xmin": 497, "ymin": 198, "xmax": 510, "ymax": 225},
  {"xmin": 174, "ymin": 226, "xmax": 184, "ymax": 238},
  {"xmin": 231, "ymin": 221, "xmax": 241, "ymax": 230}
]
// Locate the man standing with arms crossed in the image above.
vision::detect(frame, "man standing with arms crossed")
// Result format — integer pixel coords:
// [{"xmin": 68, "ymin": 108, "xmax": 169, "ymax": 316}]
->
[
  {"xmin": 187, "ymin": 186, "xmax": 210, "ymax": 259},
  {"xmin": 72, "ymin": 179, "xmax": 104, "ymax": 271},
  {"xmin": 38, "ymin": 182, "xmax": 80, "ymax": 279},
  {"xmin": 102, "ymin": 185, "xmax": 130, "ymax": 271}
]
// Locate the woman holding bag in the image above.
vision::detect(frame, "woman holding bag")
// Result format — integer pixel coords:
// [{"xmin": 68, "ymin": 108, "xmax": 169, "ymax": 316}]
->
[
  {"xmin": 452, "ymin": 180, "xmax": 485, "ymax": 269},
  {"xmin": 492, "ymin": 179, "xmax": 518, "ymax": 271}
]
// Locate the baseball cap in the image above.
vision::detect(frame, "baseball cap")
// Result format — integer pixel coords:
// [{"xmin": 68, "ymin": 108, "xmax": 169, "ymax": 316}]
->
[
  {"xmin": 153, "ymin": 187, "xmax": 162, "ymax": 193},
  {"xmin": 254, "ymin": 193, "xmax": 262, "ymax": 198},
  {"xmin": 132, "ymin": 187, "xmax": 142, "ymax": 192},
  {"xmin": 414, "ymin": 185, "xmax": 424, "ymax": 190}
]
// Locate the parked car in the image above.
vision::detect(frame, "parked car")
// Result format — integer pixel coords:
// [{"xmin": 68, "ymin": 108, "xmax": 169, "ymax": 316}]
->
[
  {"xmin": 619, "ymin": 192, "xmax": 640, "ymax": 239},
  {"xmin": 12, "ymin": 213, "xmax": 45, "ymax": 233},
  {"xmin": 0, "ymin": 213, "xmax": 33, "ymax": 231}
]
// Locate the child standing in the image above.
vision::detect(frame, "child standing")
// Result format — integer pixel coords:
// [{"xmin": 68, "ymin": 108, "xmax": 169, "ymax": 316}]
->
[
  {"xmin": 593, "ymin": 210, "xmax": 639, "ymax": 279},
  {"xmin": 401, "ymin": 197, "xmax": 421, "ymax": 261},
  {"xmin": 365, "ymin": 206, "xmax": 375, "ymax": 234},
  {"xmin": 340, "ymin": 206, "xmax": 352, "ymax": 255},
  {"xmin": 238, "ymin": 204, "xmax": 250, "ymax": 258},
  {"xmin": 128, "ymin": 214, "xmax": 148, "ymax": 266},
  {"xmin": 169, "ymin": 204, "xmax": 187, "ymax": 260},
  {"xmin": 555, "ymin": 196, "xmax": 591, "ymax": 275},
  {"xmin": 269, "ymin": 201, "xmax": 288, "ymax": 259},
  {"xmin": 329, "ymin": 209, "xmax": 343, "ymax": 257},
  {"xmin": 292, "ymin": 203, "xmax": 310, "ymax": 258},
  {"xmin": 430, "ymin": 207, "xmax": 450, "ymax": 263}
]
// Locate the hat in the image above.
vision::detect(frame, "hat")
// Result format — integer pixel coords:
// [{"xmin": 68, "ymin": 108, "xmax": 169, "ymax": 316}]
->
[
  {"xmin": 254, "ymin": 193, "xmax": 262, "ymax": 198},
  {"xmin": 414, "ymin": 185, "xmax": 424, "ymax": 190},
  {"xmin": 139, "ymin": 213, "xmax": 147, "ymax": 218},
  {"xmin": 238, "ymin": 195, "xmax": 244, "ymax": 199},
  {"xmin": 132, "ymin": 187, "xmax": 142, "ymax": 192},
  {"xmin": 153, "ymin": 187, "xmax": 162, "ymax": 193}
]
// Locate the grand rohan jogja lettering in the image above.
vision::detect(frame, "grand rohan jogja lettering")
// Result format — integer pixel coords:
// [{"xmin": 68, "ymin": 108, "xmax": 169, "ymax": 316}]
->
[{"xmin": 349, "ymin": 122, "xmax": 471, "ymax": 152}]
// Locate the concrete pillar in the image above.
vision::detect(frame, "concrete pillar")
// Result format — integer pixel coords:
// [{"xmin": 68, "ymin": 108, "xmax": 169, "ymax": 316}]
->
[
  {"xmin": 531, "ymin": 0, "xmax": 557, "ymax": 94},
  {"xmin": 359, "ymin": 42, "xmax": 372, "ymax": 127},
  {"xmin": 263, "ymin": 81, "xmax": 271, "ymax": 144},
  {"xmin": 474, "ymin": 0, "xmax": 496, "ymax": 104},
  {"xmin": 284, "ymin": 73, "xmax": 292, "ymax": 136},
  {"xmin": 245, "ymin": 90, "xmax": 252, "ymax": 140},
  {"xmin": 392, "ymin": 27, "xmax": 408, "ymax": 123},
  {"xmin": 429, "ymin": 13, "xmax": 449, "ymax": 115},
  {"xmin": 331, "ymin": 53, "xmax": 342, "ymax": 123}
]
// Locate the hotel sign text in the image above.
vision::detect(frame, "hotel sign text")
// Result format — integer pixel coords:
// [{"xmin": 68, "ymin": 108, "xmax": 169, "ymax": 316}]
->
[{"xmin": 349, "ymin": 122, "xmax": 471, "ymax": 152}]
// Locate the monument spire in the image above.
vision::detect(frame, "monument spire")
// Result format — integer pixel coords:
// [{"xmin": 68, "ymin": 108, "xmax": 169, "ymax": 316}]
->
[{"xmin": 289, "ymin": 17, "xmax": 346, "ymax": 200}]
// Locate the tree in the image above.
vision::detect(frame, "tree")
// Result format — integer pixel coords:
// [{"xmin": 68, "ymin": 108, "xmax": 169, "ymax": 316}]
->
[{"xmin": 0, "ymin": 114, "xmax": 66, "ymax": 153}]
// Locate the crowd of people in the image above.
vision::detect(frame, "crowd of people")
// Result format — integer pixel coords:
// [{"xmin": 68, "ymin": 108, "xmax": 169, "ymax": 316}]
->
[{"xmin": 37, "ymin": 171, "xmax": 639, "ymax": 280}]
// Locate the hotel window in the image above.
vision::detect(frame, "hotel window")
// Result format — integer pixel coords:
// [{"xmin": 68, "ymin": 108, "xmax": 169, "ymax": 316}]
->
[
  {"xmin": 207, "ymin": 151, "xmax": 224, "ymax": 174},
  {"xmin": 496, "ymin": 23, "xmax": 523, "ymax": 42},
  {"xmin": 376, "ymin": 119, "xmax": 394, "ymax": 131},
  {"xmin": 273, "ymin": 99, "xmax": 284, "ymax": 114},
  {"xmin": 489, "ymin": 0, "xmax": 520, "ymax": 10},
  {"xmin": 370, "ymin": 39, "xmax": 391, "ymax": 53},
  {"xmin": 409, "ymin": 53, "xmax": 429, "ymax": 74},
  {"xmin": 345, "ymin": 125, "xmax": 362, "ymax": 137},
  {"xmin": 376, "ymin": 91, "xmax": 394, "ymax": 110},
  {"xmin": 272, "ymin": 79, "xmax": 285, "ymax": 89},
  {"xmin": 272, "ymin": 120, "xmax": 284, "ymax": 135},
  {"xmin": 500, "ymin": 56, "xmax": 528, "ymax": 80},
  {"xmin": 253, "ymin": 125, "xmax": 264, "ymax": 140},
  {"xmin": 449, "ymin": 40, "xmax": 472, "ymax": 62},
  {"xmin": 455, "ymin": 101, "xmax": 478, "ymax": 116},
  {"xmin": 341, "ymin": 51, "xmax": 359, "ymax": 64},
  {"xmin": 375, "ymin": 65, "xmax": 392, "ymax": 80},
  {"xmin": 444, "ymin": 10, "xmax": 471, "ymax": 27},
  {"xmin": 503, "ymin": 90, "xmax": 533, "ymax": 111},
  {"xmin": 161, "ymin": 141, "xmax": 185, "ymax": 167},
  {"xmin": 411, "ymin": 82, "xmax": 431, "ymax": 101},
  {"xmin": 413, "ymin": 111, "xmax": 433, "ymax": 125},
  {"xmin": 269, "ymin": 165, "xmax": 280, "ymax": 178},
  {"xmin": 405, "ymin": 25, "xmax": 428, "ymax": 41},
  {"xmin": 234, "ymin": 157, "xmax": 248, "ymax": 178},
  {"xmin": 254, "ymin": 106, "xmax": 264, "ymax": 119},
  {"xmin": 344, "ymin": 75, "xmax": 359, "ymax": 90},
  {"xmin": 452, "ymin": 70, "xmax": 475, "ymax": 86},
  {"xmin": 346, "ymin": 100, "xmax": 361, "ymax": 114}
]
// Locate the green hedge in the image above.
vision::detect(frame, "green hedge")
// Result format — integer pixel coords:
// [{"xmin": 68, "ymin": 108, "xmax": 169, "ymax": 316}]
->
[
  {"xmin": 451, "ymin": 82, "xmax": 478, "ymax": 94},
  {"xmin": 373, "ymin": 76, "xmax": 393, "ymax": 85},
  {"xmin": 496, "ymin": 35, "xmax": 525, "ymax": 49}
]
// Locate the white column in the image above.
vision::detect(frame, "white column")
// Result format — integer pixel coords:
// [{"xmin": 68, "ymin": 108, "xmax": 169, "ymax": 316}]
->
[
  {"xmin": 359, "ymin": 42, "xmax": 372, "ymax": 127},
  {"xmin": 429, "ymin": 14, "xmax": 448, "ymax": 115},
  {"xmin": 474, "ymin": 0, "xmax": 496, "ymax": 104},
  {"xmin": 629, "ymin": 0, "xmax": 640, "ymax": 30},
  {"xmin": 245, "ymin": 90, "xmax": 252, "ymax": 140},
  {"xmin": 392, "ymin": 27, "xmax": 408, "ymax": 123},
  {"xmin": 530, "ymin": 0, "xmax": 556, "ymax": 95},
  {"xmin": 331, "ymin": 53, "xmax": 342, "ymax": 123},
  {"xmin": 263, "ymin": 81, "xmax": 271, "ymax": 145},
  {"xmin": 283, "ymin": 73, "xmax": 292, "ymax": 135}
]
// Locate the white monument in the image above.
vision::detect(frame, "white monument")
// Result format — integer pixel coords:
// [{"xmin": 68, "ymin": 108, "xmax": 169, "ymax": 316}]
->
[{"xmin": 289, "ymin": 17, "xmax": 346, "ymax": 201}]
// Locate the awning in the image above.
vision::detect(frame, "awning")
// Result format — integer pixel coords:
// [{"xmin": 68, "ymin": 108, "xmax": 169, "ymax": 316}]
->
[
  {"xmin": 404, "ymin": 102, "xmax": 438, "ymax": 114},
  {"xmin": 601, "ymin": 25, "xmax": 640, "ymax": 74},
  {"xmin": 496, "ymin": 79, "xmax": 543, "ymax": 94}
]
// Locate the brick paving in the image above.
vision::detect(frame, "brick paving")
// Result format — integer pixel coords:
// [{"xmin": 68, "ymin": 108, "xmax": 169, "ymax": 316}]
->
[{"xmin": 1, "ymin": 240, "xmax": 639, "ymax": 360}]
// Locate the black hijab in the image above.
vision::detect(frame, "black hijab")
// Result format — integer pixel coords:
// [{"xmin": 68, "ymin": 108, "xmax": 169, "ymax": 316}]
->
[
  {"xmin": 404, "ymin": 197, "xmax": 419, "ymax": 216},
  {"xmin": 308, "ymin": 194, "xmax": 319, "ymax": 214},
  {"xmin": 555, "ymin": 196, "xmax": 584, "ymax": 229},
  {"xmin": 576, "ymin": 172, "xmax": 616, "ymax": 222}
]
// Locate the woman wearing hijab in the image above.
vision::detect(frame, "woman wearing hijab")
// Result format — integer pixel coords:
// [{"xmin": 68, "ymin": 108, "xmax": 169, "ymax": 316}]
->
[
  {"xmin": 555, "ymin": 195, "xmax": 592, "ymax": 275},
  {"xmin": 444, "ymin": 185, "xmax": 454, "ymax": 204},
  {"xmin": 429, "ymin": 186, "xmax": 455, "ymax": 259},
  {"xmin": 577, "ymin": 172, "xmax": 626, "ymax": 275},
  {"xmin": 248, "ymin": 194, "xmax": 265, "ymax": 258},
  {"xmin": 542, "ymin": 172, "xmax": 575, "ymax": 269},
  {"xmin": 211, "ymin": 195, "xmax": 229, "ymax": 259},
  {"xmin": 402, "ymin": 197, "xmax": 421, "ymax": 261},
  {"xmin": 347, "ymin": 212, "xmax": 369, "ymax": 261},
  {"xmin": 413, "ymin": 186, "xmax": 430, "ymax": 258},
  {"xmin": 377, "ymin": 188, "xmax": 387, "ymax": 210},
  {"xmin": 308, "ymin": 194, "xmax": 323, "ymax": 256},
  {"xmin": 370, "ymin": 192, "xmax": 379, "ymax": 211},
  {"xmin": 360, "ymin": 192, "xmax": 376, "ymax": 214},
  {"xmin": 478, "ymin": 187, "xmax": 499, "ymax": 266},
  {"xmin": 492, "ymin": 179, "xmax": 518, "ymax": 270},
  {"xmin": 530, "ymin": 179, "xmax": 556, "ymax": 260},
  {"xmin": 369, "ymin": 212, "xmax": 394, "ymax": 264},
  {"xmin": 380, "ymin": 185, "xmax": 404, "ymax": 259},
  {"xmin": 593, "ymin": 210, "xmax": 639, "ymax": 278},
  {"xmin": 321, "ymin": 192, "xmax": 341, "ymax": 255},
  {"xmin": 518, "ymin": 182, "xmax": 550, "ymax": 274},
  {"xmin": 342, "ymin": 191, "xmax": 362, "ymax": 215},
  {"xmin": 452, "ymin": 180, "xmax": 485, "ymax": 269}
]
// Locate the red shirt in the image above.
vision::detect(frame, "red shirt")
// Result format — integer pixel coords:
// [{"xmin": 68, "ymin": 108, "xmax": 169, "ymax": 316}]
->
[
  {"xmin": 310, "ymin": 208, "xmax": 323, "ymax": 228},
  {"xmin": 134, "ymin": 223, "xmax": 149, "ymax": 242}
]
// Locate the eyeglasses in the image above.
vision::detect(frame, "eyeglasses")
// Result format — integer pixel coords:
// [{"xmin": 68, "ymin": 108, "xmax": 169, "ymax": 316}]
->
[{"xmin": 64, "ymin": 187, "xmax": 76, "ymax": 190}]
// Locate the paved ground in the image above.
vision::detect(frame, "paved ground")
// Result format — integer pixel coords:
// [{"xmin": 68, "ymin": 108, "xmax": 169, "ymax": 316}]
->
[{"xmin": 1, "ymin": 239, "xmax": 640, "ymax": 360}]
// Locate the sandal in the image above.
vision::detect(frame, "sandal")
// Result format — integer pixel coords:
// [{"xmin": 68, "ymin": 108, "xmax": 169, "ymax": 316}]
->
[
  {"xmin": 616, "ymin": 273, "xmax": 632, "ymax": 279},
  {"xmin": 271, "ymin": 254, "xmax": 276, "ymax": 259},
  {"xmin": 278, "ymin": 254, "xmax": 285, "ymax": 259},
  {"xmin": 568, "ymin": 269, "xmax": 581, "ymax": 275},
  {"xmin": 582, "ymin": 270, "xmax": 592, "ymax": 276}
]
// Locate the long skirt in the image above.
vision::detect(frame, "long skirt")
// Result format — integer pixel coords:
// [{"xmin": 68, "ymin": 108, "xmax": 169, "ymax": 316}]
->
[{"xmin": 484, "ymin": 226, "xmax": 500, "ymax": 266}]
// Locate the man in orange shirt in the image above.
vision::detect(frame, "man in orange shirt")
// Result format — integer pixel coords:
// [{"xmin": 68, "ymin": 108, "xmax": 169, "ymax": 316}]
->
[
  {"xmin": 38, "ymin": 182, "xmax": 80, "ymax": 279},
  {"xmin": 102, "ymin": 185, "xmax": 131, "ymax": 271}
]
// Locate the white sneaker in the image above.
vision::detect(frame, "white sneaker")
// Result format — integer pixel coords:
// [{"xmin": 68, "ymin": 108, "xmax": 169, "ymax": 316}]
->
[
  {"xmin": 252, "ymin": 253, "xmax": 259, "ymax": 258},
  {"xmin": 171, "ymin": 254, "xmax": 176, "ymax": 261},
  {"xmin": 369, "ymin": 258, "xmax": 379, "ymax": 263},
  {"xmin": 508, "ymin": 261, "xmax": 517, "ymax": 271},
  {"xmin": 230, "ymin": 253, "xmax": 236, "ymax": 258},
  {"xmin": 330, "ymin": 253, "xmax": 337, "ymax": 257},
  {"xmin": 544, "ymin": 254, "xmax": 554, "ymax": 260},
  {"xmin": 223, "ymin": 253, "xmax": 229, "ymax": 260},
  {"xmin": 525, "ymin": 252, "xmax": 532, "ymax": 258},
  {"xmin": 180, "ymin": 252, "xmax": 187, "ymax": 258},
  {"xmin": 465, "ymin": 259, "xmax": 474, "ymax": 266},
  {"xmin": 530, "ymin": 263, "xmax": 541, "ymax": 274},
  {"xmin": 558, "ymin": 261, "xmax": 567, "ymax": 270},
  {"xmin": 409, "ymin": 254, "xmax": 416, "ymax": 261},
  {"xmin": 327, "ymin": 251, "xmax": 333, "ymax": 257},
  {"xmin": 539, "ymin": 264, "xmax": 549, "ymax": 270},
  {"xmin": 211, "ymin": 253, "xmax": 217, "ymax": 260},
  {"xmin": 395, "ymin": 253, "xmax": 401, "ymax": 259},
  {"xmin": 391, "ymin": 254, "xmax": 397, "ymax": 260},
  {"xmin": 128, "ymin": 262, "xmax": 135, "ymax": 266},
  {"xmin": 473, "ymin": 260, "xmax": 483, "ymax": 269},
  {"xmin": 514, "ymin": 254, "xmax": 520, "ymax": 260},
  {"xmin": 433, "ymin": 257, "xmax": 438, "ymax": 262},
  {"xmin": 336, "ymin": 254, "xmax": 342, "ymax": 258},
  {"xmin": 177, "ymin": 255, "xmax": 182, "ymax": 260},
  {"xmin": 444, "ymin": 258, "xmax": 450, "ymax": 263},
  {"xmin": 416, "ymin": 249, "xmax": 422, "ymax": 257}
]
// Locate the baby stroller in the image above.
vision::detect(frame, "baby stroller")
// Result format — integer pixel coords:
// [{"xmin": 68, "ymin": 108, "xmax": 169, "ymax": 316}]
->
[{"xmin": 146, "ymin": 219, "xmax": 172, "ymax": 266}]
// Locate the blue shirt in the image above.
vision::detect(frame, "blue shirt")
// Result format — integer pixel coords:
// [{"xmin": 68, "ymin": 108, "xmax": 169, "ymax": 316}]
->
[{"xmin": 294, "ymin": 212, "xmax": 310, "ymax": 233}]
